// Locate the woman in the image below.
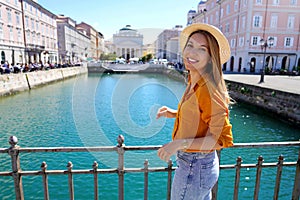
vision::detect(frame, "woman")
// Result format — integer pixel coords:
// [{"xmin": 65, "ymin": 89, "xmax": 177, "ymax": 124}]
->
[{"xmin": 156, "ymin": 23, "xmax": 233, "ymax": 200}]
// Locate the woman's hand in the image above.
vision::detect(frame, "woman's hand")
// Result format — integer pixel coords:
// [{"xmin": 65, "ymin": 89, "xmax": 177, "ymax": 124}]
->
[
  {"xmin": 157, "ymin": 140, "xmax": 182, "ymax": 162},
  {"xmin": 156, "ymin": 106, "xmax": 177, "ymax": 119}
]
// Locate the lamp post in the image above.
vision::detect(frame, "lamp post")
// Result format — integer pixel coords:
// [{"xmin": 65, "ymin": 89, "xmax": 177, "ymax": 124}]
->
[
  {"xmin": 259, "ymin": 37, "xmax": 274, "ymax": 83},
  {"xmin": 203, "ymin": 9, "xmax": 207, "ymax": 23}
]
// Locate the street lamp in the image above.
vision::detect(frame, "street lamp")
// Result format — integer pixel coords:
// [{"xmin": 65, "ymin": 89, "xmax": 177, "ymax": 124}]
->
[{"xmin": 259, "ymin": 37, "xmax": 274, "ymax": 83}]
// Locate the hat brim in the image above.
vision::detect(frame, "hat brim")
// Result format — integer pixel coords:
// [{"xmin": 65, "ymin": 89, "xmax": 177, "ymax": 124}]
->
[{"xmin": 180, "ymin": 23, "xmax": 231, "ymax": 65}]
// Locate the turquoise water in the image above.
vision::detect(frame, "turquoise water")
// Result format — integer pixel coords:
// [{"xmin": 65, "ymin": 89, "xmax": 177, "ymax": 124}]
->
[{"xmin": 0, "ymin": 73, "xmax": 299, "ymax": 200}]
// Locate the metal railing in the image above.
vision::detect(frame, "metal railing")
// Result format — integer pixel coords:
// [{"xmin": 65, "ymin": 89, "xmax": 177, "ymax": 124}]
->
[{"xmin": 0, "ymin": 135, "xmax": 299, "ymax": 200}]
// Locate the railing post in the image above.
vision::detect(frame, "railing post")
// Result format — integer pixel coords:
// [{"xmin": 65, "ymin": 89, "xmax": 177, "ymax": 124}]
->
[
  {"xmin": 254, "ymin": 155, "xmax": 264, "ymax": 200},
  {"xmin": 117, "ymin": 135, "xmax": 125, "ymax": 200},
  {"xmin": 292, "ymin": 149, "xmax": 300, "ymax": 200},
  {"xmin": 144, "ymin": 160, "xmax": 149, "ymax": 200},
  {"xmin": 274, "ymin": 155, "xmax": 284, "ymax": 200},
  {"xmin": 8, "ymin": 136, "xmax": 24, "ymax": 200},
  {"xmin": 234, "ymin": 156, "xmax": 242, "ymax": 200},
  {"xmin": 93, "ymin": 161, "xmax": 99, "ymax": 200},
  {"xmin": 41, "ymin": 161, "xmax": 49, "ymax": 200},
  {"xmin": 166, "ymin": 159, "xmax": 173, "ymax": 200},
  {"xmin": 67, "ymin": 161, "xmax": 74, "ymax": 200}
]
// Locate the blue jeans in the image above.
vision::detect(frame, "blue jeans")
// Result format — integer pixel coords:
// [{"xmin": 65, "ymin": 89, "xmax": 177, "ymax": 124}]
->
[{"xmin": 171, "ymin": 151, "xmax": 219, "ymax": 200}]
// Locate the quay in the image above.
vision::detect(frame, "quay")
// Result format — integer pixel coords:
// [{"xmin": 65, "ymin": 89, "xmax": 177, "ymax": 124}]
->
[{"xmin": 0, "ymin": 65, "xmax": 87, "ymax": 96}]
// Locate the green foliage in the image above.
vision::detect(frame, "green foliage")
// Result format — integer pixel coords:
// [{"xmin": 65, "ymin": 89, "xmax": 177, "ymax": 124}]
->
[
  {"xmin": 100, "ymin": 53, "xmax": 117, "ymax": 61},
  {"xmin": 141, "ymin": 54, "xmax": 153, "ymax": 63}
]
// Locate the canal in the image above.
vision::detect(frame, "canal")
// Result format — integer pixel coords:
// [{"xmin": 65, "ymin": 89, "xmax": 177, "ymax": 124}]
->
[{"xmin": 0, "ymin": 73, "xmax": 299, "ymax": 199}]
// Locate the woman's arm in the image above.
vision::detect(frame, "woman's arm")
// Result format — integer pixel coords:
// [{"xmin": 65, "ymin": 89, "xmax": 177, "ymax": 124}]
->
[
  {"xmin": 156, "ymin": 106, "xmax": 177, "ymax": 119},
  {"xmin": 157, "ymin": 136, "xmax": 222, "ymax": 162}
]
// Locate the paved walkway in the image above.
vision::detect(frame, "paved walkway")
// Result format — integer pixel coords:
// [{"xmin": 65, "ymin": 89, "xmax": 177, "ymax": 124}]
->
[{"xmin": 224, "ymin": 74, "xmax": 300, "ymax": 95}]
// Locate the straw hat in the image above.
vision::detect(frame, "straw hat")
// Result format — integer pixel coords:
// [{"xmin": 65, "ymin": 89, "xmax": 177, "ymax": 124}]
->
[{"xmin": 180, "ymin": 23, "xmax": 231, "ymax": 64}]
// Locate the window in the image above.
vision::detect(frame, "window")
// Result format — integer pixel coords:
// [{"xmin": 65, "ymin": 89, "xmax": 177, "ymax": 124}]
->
[
  {"xmin": 16, "ymin": 14, "xmax": 20, "ymax": 26},
  {"xmin": 234, "ymin": 1, "xmax": 238, "ymax": 11},
  {"xmin": 252, "ymin": 36, "xmax": 259, "ymax": 46},
  {"xmin": 284, "ymin": 37, "xmax": 293, "ymax": 47},
  {"xmin": 271, "ymin": 15, "xmax": 278, "ymax": 28},
  {"xmin": 32, "ymin": 33, "xmax": 35, "ymax": 44},
  {"xmin": 0, "ymin": 24, "xmax": 3, "ymax": 39},
  {"xmin": 290, "ymin": 0, "xmax": 297, "ymax": 5},
  {"xmin": 287, "ymin": 16, "xmax": 295, "ymax": 29},
  {"xmin": 26, "ymin": 31, "xmax": 30, "ymax": 44},
  {"xmin": 226, "ymin": 4, "xmax": 230, "ymax": 15},
  {"xmin": 253, "ymin": 15, "xmax": 262, "ymax": 27},
  {"xmin": 31, "ymin": 18, "xmax": 34, "ymax": 30},
  {"xmin": 256, "ymin": 0, "xmax": 262, "ymax": 4},
  {"xmin": 25, "ymin": 16, "xmax": 29, "ymax": 28},
  {"xmin": 17, "ymin": 29, "xmax": 21, "ymax": 42},
  {"xmin": 239, "ymin": 37, "xmax": 244, "ymax": 47},
  {"xmin": 7, "ymin": 10, "xmax": 12, "ymax": 23},
  {"xmin": 230, "ymin": 39, "xmax": 236, "ymax": 48},
  {"xmin": 233, "ymin": 20, "xmax": 237, "ymax": 32},
  {"xmin": 41, "ymin": 23, "xmax": 44, "ymax": 34},
  {"xmin": 225, "ymin": 23, "xmax": 230, "ymax": 33},
  {"xmin": 242, "ymin": 16, "xmax": 246, "ymax": 29},
  {"xmin": 270, "ymin": 37, "xmax": 277, "ymax": 47},
  {"xmin": 9, "ymin": 27, "xmax": 13, "ymax": 40},
  {"xmin": 273, "ymin": 0, "xmax": 280, "ymax": 5}
]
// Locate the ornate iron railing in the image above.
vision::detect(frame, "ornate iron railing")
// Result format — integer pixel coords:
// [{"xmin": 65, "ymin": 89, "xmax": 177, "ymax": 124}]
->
[{"xmin": 0, "ymin": 135, "xmax": 299, "ymax": 200}]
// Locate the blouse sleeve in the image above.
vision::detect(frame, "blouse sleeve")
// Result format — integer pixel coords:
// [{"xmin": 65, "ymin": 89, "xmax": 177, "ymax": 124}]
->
[{"xmin": 198, "ymin": 85, "xmax": 233, "ymax": 148}]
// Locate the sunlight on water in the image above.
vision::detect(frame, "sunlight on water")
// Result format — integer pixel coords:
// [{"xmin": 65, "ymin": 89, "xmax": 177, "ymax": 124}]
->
[{"xmin": 0, "ymin": 73, "xmax": 298, "ymax": 199}]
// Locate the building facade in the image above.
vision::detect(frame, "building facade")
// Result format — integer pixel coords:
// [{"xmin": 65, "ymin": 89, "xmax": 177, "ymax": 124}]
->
[
  {"xmin": 156, "ymin": 25, "xmax": 182, "ymax": 61},
  {"xmin": 56, "ymin": 15, "xmax": 90, "ymax": 64},
  {"xmin": 113, "ymin": 25, "xmax": 143, "ymax": 60},
  {"xmin": 76, "ymin": 22, "xmax": 101, "ymax": 61},
  {"xmin": 0, "ymin": 0, "xmax": 58, "ymax": 65},
  {"xmin": 190, "ymin": 0, "xmax": 300, "ymax": 73},
  {"xmin": 166, "ymin": 37, "xmax": 180, "ymax": 63}
]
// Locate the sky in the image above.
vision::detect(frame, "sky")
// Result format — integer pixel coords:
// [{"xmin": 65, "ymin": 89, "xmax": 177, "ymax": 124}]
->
[{"xmin": 37, "ymin": 0, "xmax": 199, "ymax": 43}]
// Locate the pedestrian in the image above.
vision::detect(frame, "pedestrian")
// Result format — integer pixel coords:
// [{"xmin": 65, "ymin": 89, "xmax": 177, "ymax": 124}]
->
[{"xmin": 156, "ymin": 23, "xmax": 234, "ymax": 200}]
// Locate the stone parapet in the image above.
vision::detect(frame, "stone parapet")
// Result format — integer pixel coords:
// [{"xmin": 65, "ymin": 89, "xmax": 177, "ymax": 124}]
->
[{"xmin": 0, "ymin": 67, "xmax": 87, "ymax": 96}]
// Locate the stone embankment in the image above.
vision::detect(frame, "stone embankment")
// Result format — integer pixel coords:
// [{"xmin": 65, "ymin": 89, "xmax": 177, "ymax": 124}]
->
[
  {"xmin": 223, "ymin": 75, "xmax": 300, "ymax": 127},
  {"xmin": 0, "ymin": 66, "xmax": 87, "ymax": 96}
]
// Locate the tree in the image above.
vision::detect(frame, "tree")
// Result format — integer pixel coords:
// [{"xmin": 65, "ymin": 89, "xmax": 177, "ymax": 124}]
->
[
  {"xmin": 100, "ymin": 53, "xmax": 117, "ymax": 61},
  {"xmin": 141, "ymin": 54, "xmax": 153, "ymax": 63}
]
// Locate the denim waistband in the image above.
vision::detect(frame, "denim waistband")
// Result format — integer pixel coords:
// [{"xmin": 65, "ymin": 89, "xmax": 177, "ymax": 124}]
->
[{"xmin": 177, "ymin": 150, "xmax": 215, "ymax": 160}]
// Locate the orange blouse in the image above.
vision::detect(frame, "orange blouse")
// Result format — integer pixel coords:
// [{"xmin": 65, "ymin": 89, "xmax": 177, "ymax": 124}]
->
[{"xmin": 172, "ymin": 77, "xmax": 233, "ymax": 152}]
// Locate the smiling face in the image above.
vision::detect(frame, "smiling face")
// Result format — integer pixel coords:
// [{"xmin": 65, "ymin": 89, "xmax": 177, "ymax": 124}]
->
[{"xmin": 183, "ymin": 32, "xmax": 211, "ymax": 76}]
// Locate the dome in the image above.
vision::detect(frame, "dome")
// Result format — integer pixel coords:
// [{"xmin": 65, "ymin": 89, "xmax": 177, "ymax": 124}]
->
[
  {"xmin": 188, "ymin": 10, "xmax": 196, "ymax": 13},
  {"xmin": 198, "ymin": 0, "xmax": 207, "ymax": 5},
  {"xmin": 120, "ymin": 25, "xmax": 135, "ymax": 32}
]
